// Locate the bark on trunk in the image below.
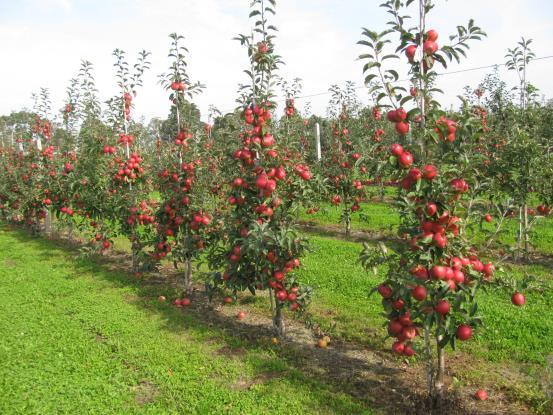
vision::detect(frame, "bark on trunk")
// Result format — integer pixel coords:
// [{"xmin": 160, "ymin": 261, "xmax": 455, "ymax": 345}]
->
[
  {"xmin": 523, "ymin": 203, "xmax": 529, "ymax": 260},
  {"xmin": 270, "ymin": 288, "xmax": 285, "ymax": 337},
  {"xmin": 179, "ymin": 258, "xmax": 193, "ymax": 296},
  {"xmin": 518, "ymin": 206, "xmax": 523, "ymax": 259},
  {"xmin": 272, "ymin": 304, "xmax": 285, "ymax": 337},
  {"xmin": 345, "ymin": 219, "xmax": 351, "ymax": 238},
  {"xmin": 44, "ymin": 209, "xmax": 52, "ymax": 236},
  {"xmin": 435, "ymin": 340, "xmax": 446, "ymax": 395},
  {"xmin": 424, "ymin": 327, "xmax": 434, "ymax": 395},
  {"xmin": 131, "ymin": 239, "xmax": 141, "ymax": 273}
]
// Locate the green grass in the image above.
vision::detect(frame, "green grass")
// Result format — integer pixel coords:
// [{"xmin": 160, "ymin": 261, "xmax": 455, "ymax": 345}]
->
[
  {"xmin": 0, "ymin": 227, "xmax": 374, "ymax": 415},
  {"xmin": 299, "ymin": 202, "xmax": 399, "ymax": 234},
  {"xmin": 297, "ymin": 236, "xmax": 385, "ymax": 343},
  {"xmin": 468, "ymin": 263, "xmax": 553, "ymax": 364},
  {"xmin": 475, "ymin": 216, "xmax": 553, "ymax": 255}
]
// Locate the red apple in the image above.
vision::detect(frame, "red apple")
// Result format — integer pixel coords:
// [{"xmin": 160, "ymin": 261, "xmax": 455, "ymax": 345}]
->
[
  {"xmin": 456, "ymin": 324, "xmax": 473, "ymax": 341},
  {"xmin": 395, "ymin": 121, "xmax": 410, "ymax": 135},
  {"xmin": 405, "ymin": 45, "xmax": 417, "ymax": 61},
  {"xmin": 434, "ymin": 300, "xmax": 450, "ymax": 315},
  {"xmin": 430, "ymin": 265, "xmax": 447, "ymax": 280},
  {"xmin": 511, "ymin": 292, "xmax": 525, "ymax": 306},
  {"xmin": 412, "ymin": 285, "xmax": 427, "ymax": 301},
  {"xmin": 474, "ymin": 389, "xmax": 488, "ymax": 401},
  {"xmin": 392, "ymin": 341, "xmax": 405, "ymax": 354},
  {"xmin": 423, "ymin": 40, "xmax": 438, "ymax": 54},
  {"xmin": 422, "ymin": 164, "xmax": 437, "ymax": 180},
  {"xmin": 388, "ymin": 320, "xmax": 403, "ymax": 335},
  {"xmin": 403, "ymin": 344, "xmax": 415, "ymax": 356},
  {"xmin": 378, "ymin": 284, "xmax": 393, "ymax": 298},
  {"xmin": 392, "ymin": 299, "xmax": 405, "ymax": 310},
  {"xmin": 426, "ymin": 202, "xmax": 438, "ymax": 216},
  {"xmin": 426, "ymin": 29, "xmax": 438, "ymax": 42},
  {"xmin": 390, "ymin": 143, "xmax": 404, "ymax": 156},
  {"xmin": 398, "ymin": 151, "xmax": 413, "ymax": 168}
]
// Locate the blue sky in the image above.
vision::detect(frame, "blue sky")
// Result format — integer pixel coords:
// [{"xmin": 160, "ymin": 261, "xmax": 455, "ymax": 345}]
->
[{"xmin": 1, "ymin": 0, "xmax": 552, "ymax": 122}]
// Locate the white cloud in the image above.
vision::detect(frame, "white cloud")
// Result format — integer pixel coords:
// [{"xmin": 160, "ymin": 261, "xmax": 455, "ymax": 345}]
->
[
  {"xmin": 53, "ymin": 0, "xmax": 72, "ymax": 11},
  {"xmin": 0, "ymin": 0, "xmax": 551, "ymax": 124}
]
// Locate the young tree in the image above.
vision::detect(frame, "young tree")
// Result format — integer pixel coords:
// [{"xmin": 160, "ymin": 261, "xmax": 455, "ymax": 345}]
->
[
  {"xmin": 153, "ymin": 33, "xmax": 212, "ymax": 298},
  {"xmin": 356, "ymin": 0, "xmax": 523, "ymax": 406},
  {"xmin": 208, "ymin": 0, "xmax": 314, "ymax": 337}
]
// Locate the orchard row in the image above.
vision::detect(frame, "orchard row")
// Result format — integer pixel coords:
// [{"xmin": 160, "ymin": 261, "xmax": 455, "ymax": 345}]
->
[{"xmin": 1, "ymin": 0, "xmax": 552, "ymax": 403}]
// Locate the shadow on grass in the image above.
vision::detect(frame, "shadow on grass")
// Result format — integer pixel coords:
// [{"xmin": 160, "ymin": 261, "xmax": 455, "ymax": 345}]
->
[{"xmin": 3, "ymin": 225, "xmax": 489, "ymax": 415}]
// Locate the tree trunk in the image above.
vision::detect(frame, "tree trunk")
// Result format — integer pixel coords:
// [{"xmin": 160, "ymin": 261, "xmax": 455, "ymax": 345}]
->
[
  {"xmin": 269, "ymin": 287, "xmax": 276, "ymax": 314},
  {"xmin": 424, "ymin": 327, "xmax": 434, "ymax": 395},
  {"xmin": 32, "ymin": 217, "xmax": 41, "ymax": 236},
  {"xmin": 131, "ymin": 239, "xmax": 141, "ymax": 273},
  {"xmin": 270, "ymin": 288, "xmax": 285, "ymax": 337},
  {"xmin": 344, "ymin": 202, "xmax": 351, "ymax": 237},
  {"xmin": 435, "ymin": 339, "xmax": 446, "ymax": 396},
  {"xmin": 523, "ymin": 203, "xmax": 529, "ymax": 261},
  {"xmin": 184, "ymin": 258, "xmax": 193, "ymax": 295},
  {"xmin": 67, "ymin": 223, "xmax": 73, "ymax": 243},
  {"xmin": 44, "ymin": 209, "xmax": 52, "ymax": 236},
  {"xmin": 345, "ymin": 218, "xmax": 351, "ymax": 238},
  {"xmin": 272, "ymin": 304, "xmax": 285, "ymax": 337},
  {"xmin": 517, "ymin": 206, "xmax": 523, "ymax": 259}
]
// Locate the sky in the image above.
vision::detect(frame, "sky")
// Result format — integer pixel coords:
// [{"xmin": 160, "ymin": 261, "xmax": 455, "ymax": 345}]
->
[{"xmin": 1, "ymin": 0, "xmax": 552, "ymax": 123}]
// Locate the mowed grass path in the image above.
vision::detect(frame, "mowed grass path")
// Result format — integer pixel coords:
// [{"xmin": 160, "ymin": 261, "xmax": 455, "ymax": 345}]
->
[{"xmin": 0, "ymin": 227, "xmax": 372, "ymax": 415}]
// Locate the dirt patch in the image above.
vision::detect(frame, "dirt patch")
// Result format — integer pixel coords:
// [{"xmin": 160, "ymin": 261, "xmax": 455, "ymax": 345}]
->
[
  {"xmin": 215, "ymin": 345, "xmax": 247, "ymax": 359},
  {"xmin": 231, "ymin": 371, "xmax": 282, "ymax": 390},
  {"xmin": 122, "ymin": 293, "xmax": 141, "ymax": 303},
  {"xmin": 3, "ymin": 258, "xmax": 16, "ymax": 267},
  {"xmin": 122, "ymin": 359, "xmax": 140, "ymax": 373},
  {"xmin": 299, "ymin": 221, "xmax": 399, "ymax": 245},
  {"xmin": 503, "ymin": 251, "xmax": 553, "ymax": 272},
  {"xmin": 132, "ymin": 380, "xmax": 159, "ymax": 406}
]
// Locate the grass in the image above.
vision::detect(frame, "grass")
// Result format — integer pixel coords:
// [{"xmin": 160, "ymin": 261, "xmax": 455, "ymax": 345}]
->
[
  {"xmin": 2, "ymin": 201, "xmax": 553, "ymax": 413},
  {"xmin": 475, "ymin": 216, "xmax": 553, "ymax": 255},
  {"xmin": 0, "ymin": 227, "xmax": 374, "ymax": 415},
  {"xmin": 299, "ymin": 202, "xmax": 399, "ymax": 234}
]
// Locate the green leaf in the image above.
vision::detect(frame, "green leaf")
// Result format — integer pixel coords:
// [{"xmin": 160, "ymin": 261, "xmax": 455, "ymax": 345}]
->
[
  {"xmin": 470, "ymin": 302, "xmax": 478, "ymax": 316},
  {"xmin": 365, "ymin": 74, "xmax": 378, "ymax": 85}
]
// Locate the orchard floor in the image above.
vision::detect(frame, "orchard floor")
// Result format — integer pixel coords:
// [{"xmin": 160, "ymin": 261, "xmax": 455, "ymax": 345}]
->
[{"xmin": 0, "ymin": 225, "xmax": 551, "ymax": 414}]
